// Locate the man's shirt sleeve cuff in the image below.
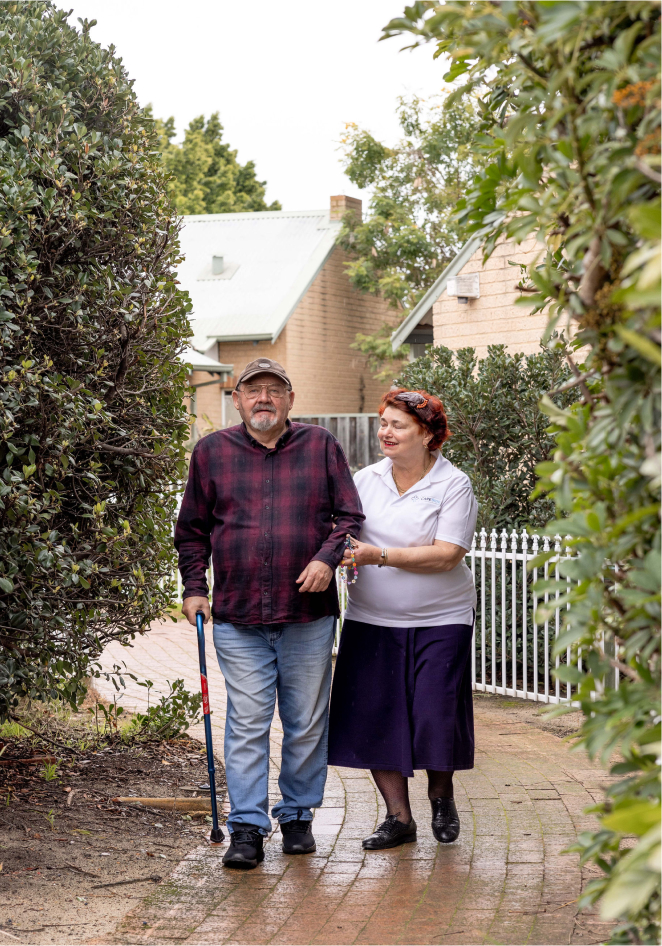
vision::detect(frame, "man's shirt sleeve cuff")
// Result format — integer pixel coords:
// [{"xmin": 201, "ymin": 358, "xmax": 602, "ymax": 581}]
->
[
  {"xmin": 311, "ymin": 549, "xmax": 341, "ymax": 570},
  {"xmin": 182, "ymin": 583, "xmax": 209, "ymax": 599}
]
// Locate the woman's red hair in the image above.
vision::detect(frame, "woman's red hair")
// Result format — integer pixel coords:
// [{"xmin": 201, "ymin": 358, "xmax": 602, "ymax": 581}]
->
[{"xmin": 378, "ymin": 388, "xmax": 450, "ymax": 451}]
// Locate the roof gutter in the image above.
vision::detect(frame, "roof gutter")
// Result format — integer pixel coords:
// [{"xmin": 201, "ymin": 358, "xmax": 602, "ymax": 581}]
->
[
  {"xmin": 205, "ymin": 224, "xmax": 339, "ymax": 347},
  {"xmin": 207, "ymin": 332, "xmax": 273, "ymax": 343},
  {"xmin": 179, "ymin": 348, "xmax": 234, "ymax": 375}
]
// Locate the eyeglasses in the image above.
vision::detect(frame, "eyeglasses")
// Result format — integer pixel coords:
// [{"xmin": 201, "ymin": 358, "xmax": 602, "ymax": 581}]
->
[{"xmin": 239, "ymin": 383, "xmax": 289, "ymax": 400}]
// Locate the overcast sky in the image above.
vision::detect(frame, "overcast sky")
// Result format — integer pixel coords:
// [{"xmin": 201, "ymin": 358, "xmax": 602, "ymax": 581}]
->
[{"xmin": 62, "ymin": 0, "xmax": 447, "ymax": 212}]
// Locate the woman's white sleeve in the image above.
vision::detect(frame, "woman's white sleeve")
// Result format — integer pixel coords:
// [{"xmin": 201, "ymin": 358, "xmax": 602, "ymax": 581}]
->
[{"xmin": 434, "ymin": 479, "xmax": 478, "ymax": 551}]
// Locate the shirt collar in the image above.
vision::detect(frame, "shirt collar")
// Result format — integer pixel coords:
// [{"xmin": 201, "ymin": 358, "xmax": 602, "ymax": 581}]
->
[
  {"xmin": 241, "ymin": 418, "xmax": 294, "ymax": 452},
  {"xmin": 370, "ymin": 451, "xmax": 453, "ymax": 494}
]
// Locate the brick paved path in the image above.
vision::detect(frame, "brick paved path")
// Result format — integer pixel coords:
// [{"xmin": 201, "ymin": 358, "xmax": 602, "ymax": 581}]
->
[{"xmin": 95, "ymin": 620, "xmax": 612, "ymax": 946}]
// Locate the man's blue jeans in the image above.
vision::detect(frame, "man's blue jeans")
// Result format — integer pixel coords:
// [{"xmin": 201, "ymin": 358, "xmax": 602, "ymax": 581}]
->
[{"xmin": 212, "ymin": 615, "xmax": 335, "ymax": 835}]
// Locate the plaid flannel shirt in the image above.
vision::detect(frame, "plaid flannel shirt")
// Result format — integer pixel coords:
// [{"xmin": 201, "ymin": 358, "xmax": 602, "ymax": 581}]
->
[{"xmin": 174, "ymin": 421, "xmax": 365, "ymax": 625}]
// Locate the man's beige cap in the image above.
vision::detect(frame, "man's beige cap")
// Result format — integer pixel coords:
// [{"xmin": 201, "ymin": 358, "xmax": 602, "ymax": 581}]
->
[{"xmin": 235, "ymin": 358, "xmax": 292, "ymax": 389}]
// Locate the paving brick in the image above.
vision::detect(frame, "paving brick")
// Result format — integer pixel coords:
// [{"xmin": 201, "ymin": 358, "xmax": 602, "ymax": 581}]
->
[{"xmin": 100, "ymin": 620, "xmax": 614, "ymax": 946}]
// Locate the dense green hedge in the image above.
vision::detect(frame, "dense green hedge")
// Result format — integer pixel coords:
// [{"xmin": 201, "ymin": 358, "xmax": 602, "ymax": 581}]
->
[
  {"xmin": 0, "ymin": 3, "xmax": 192, "ymax": 716},
  {"xmin": 397, "ymin": 343, "xmax": 575, "ymax": 532}
]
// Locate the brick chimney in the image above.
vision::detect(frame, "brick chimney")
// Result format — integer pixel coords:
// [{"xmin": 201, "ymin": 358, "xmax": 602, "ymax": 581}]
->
[{"xmin": 330, "ymin": 195, "xmax": 362, "ymax": 222}]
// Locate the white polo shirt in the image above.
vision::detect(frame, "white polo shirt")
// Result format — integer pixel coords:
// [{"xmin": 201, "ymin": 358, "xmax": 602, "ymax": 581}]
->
[{"xmin": 345, "ymin": 453, "xmax": 477, "ymax": 628}]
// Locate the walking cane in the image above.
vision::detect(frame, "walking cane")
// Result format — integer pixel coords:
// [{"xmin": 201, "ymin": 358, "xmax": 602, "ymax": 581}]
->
[{"xmin": 196, "ymin": 610, "xmax": 225, "ymax": 843}]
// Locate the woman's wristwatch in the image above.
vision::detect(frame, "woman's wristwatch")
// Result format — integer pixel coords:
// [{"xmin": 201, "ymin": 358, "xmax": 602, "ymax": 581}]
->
[{"xmin": 378, "ymin": 547, "xmax": 389, "ymax": 567}]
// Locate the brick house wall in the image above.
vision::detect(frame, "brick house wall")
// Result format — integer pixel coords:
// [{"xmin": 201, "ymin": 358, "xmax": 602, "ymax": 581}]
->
[
  {"xmin": 192, "ymin": 245, "xmax": 396, "ymax": 427},
  {"xmin": 432, "ymin": 237, "xmax": 548, "ymax": 359},
  {"xmin": 282, "ymin": 246, "xmax": 395, "ymax": 415},
  {"xmin": 186, "ymin": 369, "xmax": 231, "ymax": 432}
]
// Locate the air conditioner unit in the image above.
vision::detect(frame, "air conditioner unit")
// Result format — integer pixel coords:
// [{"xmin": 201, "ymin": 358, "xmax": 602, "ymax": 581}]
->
[{"xmin": 447, "ymin": 273, "xmax": 480, "ymax": 304}]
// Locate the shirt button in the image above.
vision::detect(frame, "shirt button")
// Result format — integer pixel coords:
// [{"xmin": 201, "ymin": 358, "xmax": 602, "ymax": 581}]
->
[
  {"xmin": 265, "ymin": 504, "xmax": 269, "ymax": 509},
  {"xmin": 263, "ymin": 591, "xmax": 268, "ymax": 596},
  {"xmin": 266, "ymin": 479, "xmax": 270, "ymax": 484}
]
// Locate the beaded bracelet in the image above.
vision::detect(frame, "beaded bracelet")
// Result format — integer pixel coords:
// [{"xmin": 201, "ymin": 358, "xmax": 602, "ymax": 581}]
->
[{"xmin": 340, "ymin": 534, "xmax": 359, "ymax": 586}]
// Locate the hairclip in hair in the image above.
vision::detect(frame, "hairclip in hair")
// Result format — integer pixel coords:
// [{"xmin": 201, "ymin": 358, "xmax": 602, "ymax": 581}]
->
[{"xmin": 396, "ymin": 392, "xmax": 430, "ymax": 410}]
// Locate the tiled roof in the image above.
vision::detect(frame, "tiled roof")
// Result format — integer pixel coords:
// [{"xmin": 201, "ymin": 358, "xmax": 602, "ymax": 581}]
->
[{"xmin": 177, "ymin": 210, "xmax": 342, "ymax": 352}]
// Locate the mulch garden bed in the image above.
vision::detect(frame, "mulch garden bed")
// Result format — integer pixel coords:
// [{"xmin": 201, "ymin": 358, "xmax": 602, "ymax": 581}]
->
[{"xmin": 0, "ymin": 736, "xmax": 227, "ymax": 945}]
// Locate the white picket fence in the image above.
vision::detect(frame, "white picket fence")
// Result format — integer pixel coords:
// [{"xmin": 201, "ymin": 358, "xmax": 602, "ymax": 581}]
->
[
  {"xmin": 334, "ymin": 529, "xmax": 579, "ymax": 705},
  {"xmin": 173, "ymin": 528, "xmax": 606, "ymax": 706},
  {"xmin": 466, "ymin": 529, "xmax": 574, "ymax": 704}
]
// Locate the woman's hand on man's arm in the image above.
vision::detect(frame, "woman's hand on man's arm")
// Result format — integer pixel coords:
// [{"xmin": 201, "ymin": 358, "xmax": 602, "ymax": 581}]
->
[{"xmin": 341, "ymin": 540, "xmax": 382, "ymax": 567}]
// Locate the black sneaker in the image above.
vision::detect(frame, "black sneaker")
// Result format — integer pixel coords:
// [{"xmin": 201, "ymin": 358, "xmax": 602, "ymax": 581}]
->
[
  {"xmin": 222, "ymin": 823, "xmax": 265, "ymax": 869},
  {"xmin": 281, "ymin": 818, "xmax": 316, "ymax": 854},
  {"xmin": 362, "ymin": 815, "xmax": 417, "ymax": 850},
  {"xmin": 431, "ymin": 797, "xmax": 460, "ymax": 843}
]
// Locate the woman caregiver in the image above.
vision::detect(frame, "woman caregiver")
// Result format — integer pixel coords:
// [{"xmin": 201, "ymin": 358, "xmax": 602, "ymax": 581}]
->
[{"xmin": 328, "ymin": 388, "xmax": 478, "ymax": 850}]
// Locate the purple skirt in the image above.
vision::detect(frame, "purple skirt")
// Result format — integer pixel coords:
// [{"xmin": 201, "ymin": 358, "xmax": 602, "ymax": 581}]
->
[{"xmin": 328, "ymin": 618, "xmax": 474, "ymax": 777}]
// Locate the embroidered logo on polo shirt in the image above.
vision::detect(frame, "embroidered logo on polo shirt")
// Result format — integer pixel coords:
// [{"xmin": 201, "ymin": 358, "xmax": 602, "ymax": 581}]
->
[{"xmin": 410, "ymin": 495, "xmax": 441, "ymax": 506}]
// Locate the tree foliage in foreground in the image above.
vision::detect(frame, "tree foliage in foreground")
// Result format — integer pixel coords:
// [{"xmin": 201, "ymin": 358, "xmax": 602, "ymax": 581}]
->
[
  {"xmin": 154, "ymin": 111, "xmax": 281, "ymax": 215},
  {"xmin": 384, "ymin": 2, "xmax": 661, "ymax": 940},
  {"xmin": 338, "ymin": 94, "xmax": 484, "ymax": 375},
  {"xmin": 397, "ymin": 344, "xmax": 575, "ymax": 533},
  {"xmin": 0, "ymin": 3, "xmax": 192, "ymax": 717}
]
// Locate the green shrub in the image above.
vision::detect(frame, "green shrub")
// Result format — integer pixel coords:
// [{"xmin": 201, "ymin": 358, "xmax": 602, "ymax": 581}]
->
[
  {"xmin": 397, "ymin": 342, "xmax": 575, "ymax": 532},
  {"xmin": 0, "ymin": 3, "xmax": 191, "ymax": 717},
  {"xmin": 125, "ymin": 680, "xmax": 203, "ymax": 740}
]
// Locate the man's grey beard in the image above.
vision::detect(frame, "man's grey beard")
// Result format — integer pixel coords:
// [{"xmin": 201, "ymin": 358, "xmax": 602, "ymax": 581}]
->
[{"xmin": 248, "ymin": 406, "xmax": 279, "ymax": 432}]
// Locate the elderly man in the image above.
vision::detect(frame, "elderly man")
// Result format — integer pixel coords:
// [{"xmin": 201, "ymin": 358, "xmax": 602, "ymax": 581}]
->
[{"xmin": 175, "ymin": 358, "xmax": 364, "ymax": 869}]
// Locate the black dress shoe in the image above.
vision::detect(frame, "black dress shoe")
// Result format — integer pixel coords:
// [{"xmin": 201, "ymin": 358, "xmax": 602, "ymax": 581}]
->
[
  {"xmin": 281, "ymin": 818, "xmax": 316, "ymax": 854},
  {"xmin": 222, "ymin": 823, "xmax": 265, "ymax": 869},
  {"xmin": 362, "ymin": 815, "xmax": 417, "ymax": 850},
  {"xmin": 431, "ymin": 797, "xmax": 460, "ymax": 843}
]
